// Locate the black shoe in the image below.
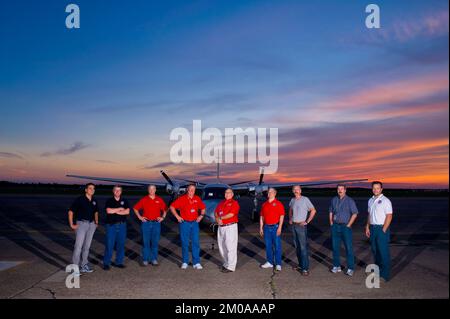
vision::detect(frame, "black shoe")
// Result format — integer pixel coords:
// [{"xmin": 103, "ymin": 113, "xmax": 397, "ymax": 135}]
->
[
  {"xmin": 103, "ymin": 265, "xmax": 111, "ymax": 271},
  {"xmin": 116, "ymin": 264, "xmax": 126, "ymax": 269},
  {"xmin": 301, "ymin": 270, "xmax": 310, "ymax": 276},
  {"xmin": 221, "ymin": 268, "xmax": 233, "ymax": 273}
]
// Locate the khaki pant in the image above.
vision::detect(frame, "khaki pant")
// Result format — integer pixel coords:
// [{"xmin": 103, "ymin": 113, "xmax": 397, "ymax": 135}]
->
[
  {"xmin": 217, "ymin": 223, "xmax": 238, "ymax": 271},
  {"xmin": 72, "ymin": 220, "xmax": 96, "ymax": 267}
]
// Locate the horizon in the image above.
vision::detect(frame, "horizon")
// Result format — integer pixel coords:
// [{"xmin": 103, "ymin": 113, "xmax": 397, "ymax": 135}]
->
[{"xmin": 1, "ymin": 179, "xmax": 449, "ymax": 190}]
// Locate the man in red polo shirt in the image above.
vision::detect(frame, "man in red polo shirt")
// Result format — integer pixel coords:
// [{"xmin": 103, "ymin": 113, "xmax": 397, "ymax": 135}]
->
[
  {"xmin": 214, "ymin": 188, "xmax": 240, "ymax": 273},
  {"xmin": 133, "ymin": 185, "xmax": 167, "ymax": 266},
  {"xmin": 260, "ymin": 187, "xmax": 285, "ymax": 271},
  {"xmin": 170, "ymin": 184, "xmax": 206, "ymax": 270}
]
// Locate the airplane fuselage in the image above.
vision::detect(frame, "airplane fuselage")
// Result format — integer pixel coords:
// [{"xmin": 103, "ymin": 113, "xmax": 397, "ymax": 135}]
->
[{"xmin": 200, "ymin": 183, "xmax": 231, "ymax": 224}]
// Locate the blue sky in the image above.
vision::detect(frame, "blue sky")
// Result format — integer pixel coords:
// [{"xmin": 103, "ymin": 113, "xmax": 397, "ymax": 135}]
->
[{"xmin": 0, "ymin": 0, "xmax": 448, "ymax": 187}]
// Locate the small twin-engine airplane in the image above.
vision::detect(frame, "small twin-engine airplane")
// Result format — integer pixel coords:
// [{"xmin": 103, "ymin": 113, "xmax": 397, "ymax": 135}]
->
[{"xmin": 67, "ymin": 163, "xmax": 367, "ymax": 223}]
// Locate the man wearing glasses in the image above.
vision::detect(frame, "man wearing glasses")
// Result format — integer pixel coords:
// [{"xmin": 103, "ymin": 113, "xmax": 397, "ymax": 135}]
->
[{"xmin": 215, "ymin": 188, "xmax": 240, "ymax": 273}]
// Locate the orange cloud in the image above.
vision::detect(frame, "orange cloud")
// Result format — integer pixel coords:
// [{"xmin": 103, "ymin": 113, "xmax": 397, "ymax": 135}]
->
[{"xmin": 322, "ymin": 73, "xmax": 449, "ymax": 111}]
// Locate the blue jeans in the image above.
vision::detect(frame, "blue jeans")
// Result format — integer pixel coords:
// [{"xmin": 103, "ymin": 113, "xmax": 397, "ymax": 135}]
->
[
  {"xmin": 370, "ymin": 225, "xmax": 391, "ymax": 281},
  {"xmin": 263, "ymin": 224, "xmax": 282, "ymax": 266},
  {"xmin": 331, "ymin": 223, "xmax": 355, "ymax": 270},
  {"xmin": 141, "ymin": 221, "xmax": 161, "ymax": 262},
  {"xmin": 103, "ymin": 222, "xmax": 127, "ymax": 266},
  {"xmin": 180, "ymin": 221, "xmax": 200, "ymax": 265},
  {"xmin": 292, "ymin": 224, "xmax": 309, "ymax": 270}
]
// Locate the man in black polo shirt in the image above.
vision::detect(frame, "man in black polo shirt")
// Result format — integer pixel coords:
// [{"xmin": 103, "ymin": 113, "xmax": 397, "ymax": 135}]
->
[
  {"xmin": 68, "ymin": 183, "xmax": 99, "ymax": 275},
  {"xmin": 103, "ymin": 185, "xmax": 130, "ymax": 270}
]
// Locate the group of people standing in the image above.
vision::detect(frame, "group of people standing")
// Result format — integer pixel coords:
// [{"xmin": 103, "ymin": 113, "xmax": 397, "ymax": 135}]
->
[{"xmin": 68, "ymin": 181, "xmax": 393, "ymax": 282}]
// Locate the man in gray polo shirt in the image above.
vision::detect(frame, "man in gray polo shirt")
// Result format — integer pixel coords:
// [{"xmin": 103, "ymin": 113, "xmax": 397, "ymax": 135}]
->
[
  {"xmin": 329, "ymin": 184, "xmax": 359, "ymax": 276},
  {"xmin": 288, "ymin": 185, "xmax": 316, "ymax": 276}
]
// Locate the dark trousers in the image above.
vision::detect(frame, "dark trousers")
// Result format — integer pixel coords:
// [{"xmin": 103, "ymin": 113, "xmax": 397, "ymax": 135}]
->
[
  {"xmin": 263, "ymin": 224, "xmax": 282, "ymax": 266},
  {"xmin": 103, "ymin": 222, "xmax": 127, "ymax": 266},
  {"xmin": 370, "ymin": 225, "xmax": 391, "ymax": 281},
  {"xmin": 292, "ymin": 224, "xmax": 309, "ymax": 271},
  {"xmin": 180, "ymin": 221, "xmax": 200, "ymax": 265},
  {"xmin": 331, "ymin": 223, "xmax": 355, "ymax": 270},
  {"xmin": 141, "ymin": 221, "xmax": 161, "ymax": 262}
]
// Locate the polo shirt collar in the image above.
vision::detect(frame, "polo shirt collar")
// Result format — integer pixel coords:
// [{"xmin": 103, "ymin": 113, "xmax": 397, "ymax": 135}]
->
[{"xmin": 372, "ymin": 194, "xmax": 384, "ymax": 200}]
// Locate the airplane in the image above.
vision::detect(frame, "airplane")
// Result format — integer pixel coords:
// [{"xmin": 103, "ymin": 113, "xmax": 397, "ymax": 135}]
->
[{"xmin": 66, "ymin": 163, "xmax": 367, "ymax": 224}]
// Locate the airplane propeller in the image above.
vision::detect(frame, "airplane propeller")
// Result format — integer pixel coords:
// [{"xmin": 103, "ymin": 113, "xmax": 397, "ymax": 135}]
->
[
  {"xmin": 248, "ymin": 168, "xmax": 269, "ymax": 221},
  {"xmin": 160, "ymin": 170, "xmax": 186, "ymax": 201}
]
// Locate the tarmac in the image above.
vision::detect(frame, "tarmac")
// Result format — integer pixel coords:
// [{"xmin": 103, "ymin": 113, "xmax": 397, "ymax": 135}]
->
[{"xmin": 0, "ymin": 194, "xmax": 448, "ymax": 299}]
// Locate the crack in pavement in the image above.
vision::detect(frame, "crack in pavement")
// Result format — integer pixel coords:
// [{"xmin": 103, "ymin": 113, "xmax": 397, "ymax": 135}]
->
[
  {"xmin": 8, "ymin": 268, "xmax": 61, "ymax": 299},
  {"xmin": 35, "ymin": 286, "xmax": 57, "ymax": 299},
  {"xmin": 269, "ymin": 270, "xmax": 278, "ymax": 299}
]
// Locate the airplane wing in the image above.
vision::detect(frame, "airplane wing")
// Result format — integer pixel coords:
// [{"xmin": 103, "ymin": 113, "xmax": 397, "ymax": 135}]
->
[
  {"xmin": 66, "ymin": 174, "xmax": 167, "ymax": 187},
  {"xmin": 230, "ymin": 178, "xmax": 368, "ymax": 191},
  {"xmin": 264, "ymin": 179, "xmax": 368, "ymax": 188},
  {"xmin": 230, "ymin": 184, "xmax": 254, "ymax": 191}
]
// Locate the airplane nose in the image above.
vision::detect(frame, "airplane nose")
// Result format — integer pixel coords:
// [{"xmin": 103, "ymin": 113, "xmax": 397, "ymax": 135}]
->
[{"xmin": 204, "ymin": 199, "xmax": 221, "ymax": 222}]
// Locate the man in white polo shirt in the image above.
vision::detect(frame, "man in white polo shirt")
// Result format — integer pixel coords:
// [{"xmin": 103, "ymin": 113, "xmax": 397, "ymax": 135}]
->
[{"xmin": 365, "ymin": 181, "xmax": 393, "ymax": 281}]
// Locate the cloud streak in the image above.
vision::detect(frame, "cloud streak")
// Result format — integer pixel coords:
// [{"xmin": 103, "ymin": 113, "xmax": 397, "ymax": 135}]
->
[
  {"xmin": 41, "ymin": 142, "xmax": 90, "ymax": 157},
  {"xmin": 0, "ymin": 152, "xmax": 24, "ymax": 160}
]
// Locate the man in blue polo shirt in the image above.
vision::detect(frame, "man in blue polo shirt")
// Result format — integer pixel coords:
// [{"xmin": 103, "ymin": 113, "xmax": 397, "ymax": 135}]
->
[{"xmin": 329, "ymin": 184, "xmax": 359, "ymax": 276}]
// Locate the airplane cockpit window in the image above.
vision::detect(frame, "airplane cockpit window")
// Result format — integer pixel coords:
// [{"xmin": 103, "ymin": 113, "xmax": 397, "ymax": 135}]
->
[{"xmin": 202, "ymin": 187, "xmax": 226, "ymax": 200}]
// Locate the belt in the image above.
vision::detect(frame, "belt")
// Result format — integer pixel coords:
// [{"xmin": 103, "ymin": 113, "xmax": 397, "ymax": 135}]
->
[
  {"xmin": 108, "ymin": 221, "xmax": 126, "ymax": 225},
  {"xmin": 77, "ymin": 219, "xmax": 93, "ymax": 223},
  {"xmin": 293, "ymin": 221, "xmax": 306, "ymax": 225},
  {"xmin": 219, "ymin": 222, "xmax": 237, "ymax": 227},
  {"xmin": 265, "ymin": 223, "xmax": 279, "ymax": 227},
  {"xmin": 334, "ymin": 222, "xmax": 347, "ymax": 225}
]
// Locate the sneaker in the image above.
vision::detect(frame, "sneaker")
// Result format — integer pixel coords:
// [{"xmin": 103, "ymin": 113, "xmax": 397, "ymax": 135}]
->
[
  {"xmin": 141, "ymin": 261, "xmax": 149, "ymax": 267},
  {"xmin": 345, "ymin": 269, "xmax": 354, "ymax": 277},
  {"xmin": 260, "ymin": 262, "xmax": 273, "ymax": 269},
  {"xmin": 193, "ymin": 263, "xmax": 203, "ymax": 270},
  {"xmin": 80, "ymin": 264, "xmax": 94, "ymax": 273},
  {"xmin": 275, "ymin": 265, "xmax": 282, "ymax": 271},
  {"xmin": 331, "ymin": 266, "xmax": 342, "ymax": 273},
  {"xmin": 181, "ymin": 263, "xmax": 188, "ymax": 269},
  {"xmin": 301, "ymin": 270, "xmax": 310, "ymax": 276},
  {"xmin": 72, "ymin": 268, "xmax": 81, "ymax": 277},
  {"xmin": 151, "ymin": 260, "xmax": 159, "ymax": 266},
  {"xmin": 103, "ymin": 265, "xmax": 111, "ymax": 271},
  {"xmin": 116, "ymin": 264, "xmax": 126, "ymax": 269}
]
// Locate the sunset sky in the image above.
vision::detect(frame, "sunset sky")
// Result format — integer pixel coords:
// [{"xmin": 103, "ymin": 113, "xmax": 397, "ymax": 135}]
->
[{"xmin": 1, "ymin": 0, "xmax": 449, "ymax": 188}]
